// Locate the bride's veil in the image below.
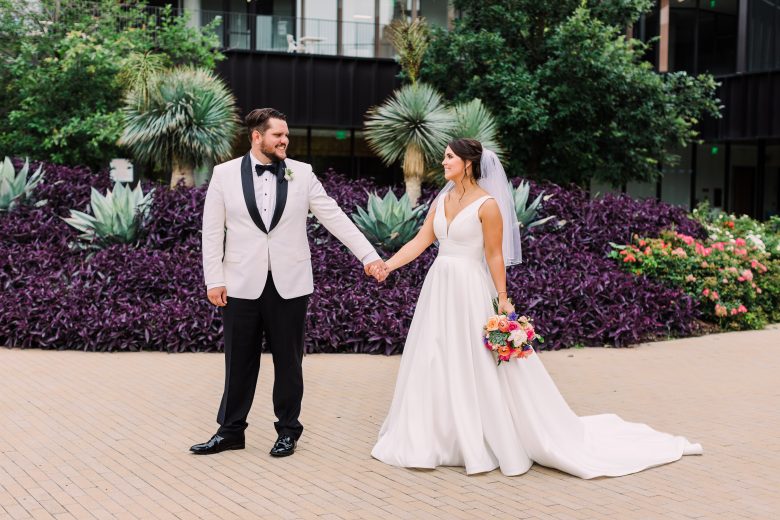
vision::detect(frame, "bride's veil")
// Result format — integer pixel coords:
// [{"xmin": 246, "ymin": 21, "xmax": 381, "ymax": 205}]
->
[{"xmin": 435, "ymin": 148, "xmax": 522, "ymax": 265}]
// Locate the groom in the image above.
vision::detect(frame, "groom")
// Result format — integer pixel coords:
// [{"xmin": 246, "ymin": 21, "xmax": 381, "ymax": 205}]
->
[{"xmin": 192, "ymin": 108, "xmax": 387, "ymax": 457}]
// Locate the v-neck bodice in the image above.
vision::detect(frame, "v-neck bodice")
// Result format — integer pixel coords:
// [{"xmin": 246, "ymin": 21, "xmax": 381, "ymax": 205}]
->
[{"xmin": 434, "ymin": 194, "xmax": 492, "ymax": 262}]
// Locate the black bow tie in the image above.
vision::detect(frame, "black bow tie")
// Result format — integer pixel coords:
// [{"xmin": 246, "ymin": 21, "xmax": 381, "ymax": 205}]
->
[{"xmin": 255, "ymin": 163, "xmax": 277, "ymax": 177}]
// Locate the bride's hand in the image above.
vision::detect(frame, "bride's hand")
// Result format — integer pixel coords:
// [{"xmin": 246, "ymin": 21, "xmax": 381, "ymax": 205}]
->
[{"xmin": 498, "ymin": 299, "xmax": 514, "ymax": 315}]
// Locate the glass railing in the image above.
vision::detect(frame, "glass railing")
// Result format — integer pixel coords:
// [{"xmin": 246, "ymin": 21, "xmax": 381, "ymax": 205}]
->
[{"xmin": 194, "ymin": 10, "xmax": 395, "ymax": 58}]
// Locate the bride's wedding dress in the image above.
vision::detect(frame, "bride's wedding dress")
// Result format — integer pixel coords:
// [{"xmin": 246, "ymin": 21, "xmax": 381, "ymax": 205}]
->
[{"xmin": 371, "ymin": 195, "xmax": 702, "ymax": 478}]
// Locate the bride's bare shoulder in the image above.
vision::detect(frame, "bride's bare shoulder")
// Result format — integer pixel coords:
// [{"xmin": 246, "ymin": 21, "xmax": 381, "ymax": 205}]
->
[{"xmin": 477, "ymin": 195, "xmax": 500, "ymax": 218}]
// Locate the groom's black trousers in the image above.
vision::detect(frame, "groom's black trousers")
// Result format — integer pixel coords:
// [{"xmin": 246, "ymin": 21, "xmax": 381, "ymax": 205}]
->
[{"xmin": 217, "ymin": 272, "xmax": 308, "ymax": 440}]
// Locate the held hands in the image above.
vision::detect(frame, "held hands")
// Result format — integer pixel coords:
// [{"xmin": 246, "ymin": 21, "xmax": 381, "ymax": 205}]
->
[
  {"xmin": 207, "ymin": 286, "xmax": 227, "ymax": 307},
  {"xmin": 365, "ymin": 259, "xmax": 391, "ymax": 282}
]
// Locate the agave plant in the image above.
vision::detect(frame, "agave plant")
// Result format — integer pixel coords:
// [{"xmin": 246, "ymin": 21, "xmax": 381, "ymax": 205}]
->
[
  {"xmin": 63, "ymin": 182, "xmax": 154, "ymax": 248},
  {"xmin": 0, "ymin": 157, "xmax": 45, "ymax": 211},
  {"xmin": 510, "ymin": 180, "xmax": 557, "ymax": 234},
  {"xmin": 352, "ymin": 190, "xmax": 428, "ymax": 252},
  {"xmin": 119, "ymin": 66, "xmax": 239, "ymax": 188},
  {"xmin": 364, "ymin": 83, "xmax": 455, "ymax": 205}
]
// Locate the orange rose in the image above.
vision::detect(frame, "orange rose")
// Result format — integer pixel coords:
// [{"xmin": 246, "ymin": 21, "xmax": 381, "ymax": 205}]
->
[
  {"xmin": 497, "ymin": 345, "xmax": 511, "ymax": 357},
  {"xmin": 486, "ymin": 316, "xmax": 500, "ymax": 331}
]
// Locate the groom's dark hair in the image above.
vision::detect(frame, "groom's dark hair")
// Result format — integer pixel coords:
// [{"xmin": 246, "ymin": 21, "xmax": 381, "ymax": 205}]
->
[{"xmin": 245, "ymin": 108, "xmax": 287, "ymax": 141}]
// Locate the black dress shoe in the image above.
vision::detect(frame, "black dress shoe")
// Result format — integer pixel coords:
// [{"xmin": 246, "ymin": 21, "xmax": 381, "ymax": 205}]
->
[
  {"xmin": 190, "ymin": 434, "xmax": 245, "ymax": 455},
  {"xmin": 269, "ymin": 434, "xmax": 296, "ymax": 457}
]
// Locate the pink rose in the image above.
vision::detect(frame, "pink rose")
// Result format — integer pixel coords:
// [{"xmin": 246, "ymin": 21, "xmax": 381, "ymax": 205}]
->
[{"xmin": 498, "ymin": 317, "xmax": 510, "ymax": 332}]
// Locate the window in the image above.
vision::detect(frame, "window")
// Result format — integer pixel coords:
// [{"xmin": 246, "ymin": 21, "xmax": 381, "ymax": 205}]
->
[{"xmin": 748, "ymin": 0, "xmax": 780, "ymax": 72}]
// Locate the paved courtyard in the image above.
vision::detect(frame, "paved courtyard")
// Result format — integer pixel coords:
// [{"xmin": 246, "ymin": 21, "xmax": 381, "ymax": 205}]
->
[{"xmin": 1, "ymin": 327, "xmax": 779, "ymax": 520}]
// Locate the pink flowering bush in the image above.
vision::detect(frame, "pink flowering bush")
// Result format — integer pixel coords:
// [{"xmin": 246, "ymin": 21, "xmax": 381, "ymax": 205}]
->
[{"xmin": 609, "ymin": 230, "xmax": 780, "ymax": 330}]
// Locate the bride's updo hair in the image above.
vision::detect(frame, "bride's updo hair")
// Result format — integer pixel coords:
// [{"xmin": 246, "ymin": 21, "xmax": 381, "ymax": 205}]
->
[{"xmin": 448, "ymin": 138, "xmax": 483, "ymax": 181}]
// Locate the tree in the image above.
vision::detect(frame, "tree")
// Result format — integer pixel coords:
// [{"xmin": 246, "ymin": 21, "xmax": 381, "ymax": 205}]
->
[
  {"xmin": 0, "ymin": 0, "xmax": 223, "ymax": 169},
  {"xmin": 119, "ymin": 67, "xmax": 239, "ymax": 188},
  {"xmin": 365, "ymin": 83, "xmax": 455, "ymax": 205},
  {"xmin": 421, "ymin": 0, "xmax": 721, "ymax": 187},
  {"xmin": 365, "ymin": 16, "xmax": 505, "ymax": 202}
]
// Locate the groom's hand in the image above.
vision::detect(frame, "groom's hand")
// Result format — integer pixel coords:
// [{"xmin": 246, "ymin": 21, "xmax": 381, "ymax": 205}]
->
[{"xmin": 207, "ymin": 286, "xmax": 227, "ymax": 307}]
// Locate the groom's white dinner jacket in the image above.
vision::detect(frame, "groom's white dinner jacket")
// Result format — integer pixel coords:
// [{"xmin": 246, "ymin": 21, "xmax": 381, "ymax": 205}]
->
[{"xmin": 202, "ymin": 154, "xmax": 377, "ymax": 299}]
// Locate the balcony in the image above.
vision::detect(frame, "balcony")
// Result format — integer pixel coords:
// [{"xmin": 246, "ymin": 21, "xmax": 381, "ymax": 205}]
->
[{"xmin": 189, "ymin": 10, "xmax": 395, "ymax": 59}]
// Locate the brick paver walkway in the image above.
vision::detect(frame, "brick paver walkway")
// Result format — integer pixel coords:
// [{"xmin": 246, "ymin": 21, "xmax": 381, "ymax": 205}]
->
[{"xmin": 1, "ymin": 327, "xmax": 779, "ymax": 520}]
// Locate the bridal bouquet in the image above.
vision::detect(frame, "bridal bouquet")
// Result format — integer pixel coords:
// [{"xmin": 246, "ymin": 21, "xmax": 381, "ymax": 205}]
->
[{"xmin": 483, "ymin": 302, "xmax": 543, "ymax": 365}]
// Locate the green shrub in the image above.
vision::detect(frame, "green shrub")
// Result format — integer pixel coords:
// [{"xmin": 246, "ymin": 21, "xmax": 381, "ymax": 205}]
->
[{"xmin": 0, "ymin": 1, "xmax": 223, "ymax": 168}]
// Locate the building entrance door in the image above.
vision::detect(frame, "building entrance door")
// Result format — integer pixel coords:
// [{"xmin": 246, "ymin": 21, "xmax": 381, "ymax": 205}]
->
[{"xmin": 732, "ymin": 166, "xmax": 756, "ymax": 217}]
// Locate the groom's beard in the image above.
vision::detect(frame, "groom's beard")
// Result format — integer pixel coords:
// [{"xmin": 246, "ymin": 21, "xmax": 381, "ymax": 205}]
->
[{"xmin": 261, "ymin": 143, "xmax": 287, "ymax": 162}]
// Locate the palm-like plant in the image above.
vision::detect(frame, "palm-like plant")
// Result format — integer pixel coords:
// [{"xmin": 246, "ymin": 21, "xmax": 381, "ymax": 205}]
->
[
  {"xmin": 119, "ymin": 66, "xmax": 239, "ymax": 188},
  {"xmin": 386, "ymin": 16, "xmax": 430, "ymax": 85},
  {"xmin": 117, "ymin": 51, "xmax": 167, "ymax": 108},
  {"xmin": 451, "ymin": 99, "xmax": 504, "ymax": 158},
  {"xmin": 422, "ymin": 99, "xmax": 505, "ymax": 186},
  {"xmin": 364, "ymin": 83, "xmax": 455, "ymax": 205}
]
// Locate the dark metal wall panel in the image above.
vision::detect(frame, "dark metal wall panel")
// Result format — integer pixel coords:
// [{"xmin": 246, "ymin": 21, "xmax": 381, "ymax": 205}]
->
[
  {"xmin": 216, "ymin": 51, "xmax": 401, "ymax": 128},
  {"xmin": 701, "ymin": 70, "xmax": 780, "ymax": 140}
]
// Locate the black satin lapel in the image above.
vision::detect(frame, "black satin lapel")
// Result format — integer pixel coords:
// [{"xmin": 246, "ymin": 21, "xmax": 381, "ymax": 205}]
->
[
  {"xmin": 269, "ymin": 160, "xmax": 288, "ymax": 232},
  {"xmin": 240, "ymin": 153, "xmax": 268, "ymax": 234}
]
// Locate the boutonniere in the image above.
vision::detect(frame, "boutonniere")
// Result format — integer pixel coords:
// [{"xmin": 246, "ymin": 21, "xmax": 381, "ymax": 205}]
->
[{"xmin": 284, "ymin": 168, "xmax": 294, "ymax": 181}]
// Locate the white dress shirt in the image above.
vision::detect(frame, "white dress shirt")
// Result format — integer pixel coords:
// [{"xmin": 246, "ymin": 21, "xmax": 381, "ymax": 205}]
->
[{"xmin": 249, "ymin": 152, "xmax": 277, "ymax": 231}]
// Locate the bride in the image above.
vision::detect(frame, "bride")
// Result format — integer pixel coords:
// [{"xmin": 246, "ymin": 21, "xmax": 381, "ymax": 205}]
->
[{"xmin": 369, "ymin": 138, "xmax": 702, "ymax": 478}]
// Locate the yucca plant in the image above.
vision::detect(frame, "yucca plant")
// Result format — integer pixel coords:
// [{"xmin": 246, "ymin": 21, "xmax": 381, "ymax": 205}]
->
[
  {"xmin": 386, "ymin": 16, "xmax": 430, "ymax": 85},
  {"xmin": 351, "ymin": 190, "xmax": 428, "ymax": 252},
  {"xmin": 510, "ymin": 180, "xmax": 557, "ymax": 235},
  {"xmin": 63, "ymin": 182, "xmax": 154, "ymax": 249},
  {"xmin": 450, "ymin": 99, "xmax": 504, "ymax": 158},
  {"xmin": 119, "ymin": 66, "xmax": 239, "ymax": 188},
  {"xmin": 117, "ymin": 51, "xmax": 167, "ymax": 108},
  {"xmin": 0, "ymin": 157, "xmax": 45, "ymax": 211},
  {"xmin": 364, "ymin": 83, "xmax": 456, "ymax": 205},
  {"xmin": 423, "ymin": 99, "xmax": 505, "ymax": 186}
]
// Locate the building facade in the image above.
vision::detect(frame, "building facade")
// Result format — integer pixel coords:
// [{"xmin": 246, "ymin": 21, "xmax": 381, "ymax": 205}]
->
[
  {"xmin": 152, "ymin": 0, "xmax": 453, "ymax": 183},
  {"xmin": 158, "ymin": 1, "xmax": 778, "ymax": 216},
  {"xmin": 593, "ymin": 0, "xmax": 780, "ymax": 219}
]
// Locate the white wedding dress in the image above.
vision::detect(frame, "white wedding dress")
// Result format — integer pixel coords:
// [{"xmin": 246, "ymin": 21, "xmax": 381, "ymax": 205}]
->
[{"xmin": 371, "ymin": 195, "xmax": 702, "ymax": 478}]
